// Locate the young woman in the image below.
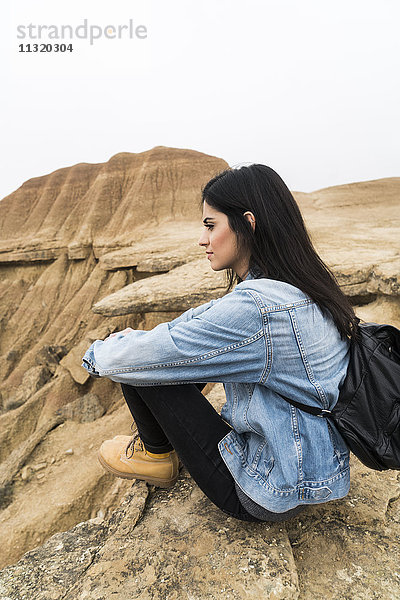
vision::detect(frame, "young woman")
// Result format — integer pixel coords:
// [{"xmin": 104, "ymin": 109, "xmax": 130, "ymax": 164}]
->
[{"xmin": 82, "ymin": 164, "xmax": 358, "ymax": 523}]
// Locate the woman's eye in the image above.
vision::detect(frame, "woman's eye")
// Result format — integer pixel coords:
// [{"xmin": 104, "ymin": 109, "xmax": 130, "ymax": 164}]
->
[{"xmin": 205, "ymin": 224, "xmax": 214, "ymax": 230}]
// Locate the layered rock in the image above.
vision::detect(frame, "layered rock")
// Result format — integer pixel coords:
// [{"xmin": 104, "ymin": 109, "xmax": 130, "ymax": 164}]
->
[
  {"xmin": 0, "ymin": 146, "xmax": 226, "ymax": 394},
  {"xmin": 93, "ymin": 257, "xmax": 226, "ymax": 316},
  {"xmin": 0, "ymin": 146, "xmax": 227, "ymax": 573},
  {"xmin": 0, "ymin": 146, "xmax": 223, "ymax": 259}
]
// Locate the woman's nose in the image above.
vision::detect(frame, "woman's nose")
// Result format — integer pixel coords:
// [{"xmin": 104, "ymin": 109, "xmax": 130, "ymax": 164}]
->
[{"xmin": 198, "ymin": 229, "xmax": 209, "ymax": 246}]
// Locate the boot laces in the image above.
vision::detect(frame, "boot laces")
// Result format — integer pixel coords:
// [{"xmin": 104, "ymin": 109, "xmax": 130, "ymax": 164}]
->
[{"xmin": 125, "ymin": 431, "xmax": 144, "ymax": 459}]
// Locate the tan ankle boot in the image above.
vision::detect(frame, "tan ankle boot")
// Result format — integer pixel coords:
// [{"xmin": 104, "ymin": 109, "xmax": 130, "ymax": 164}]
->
[{"xmin": 98, "ymin": 434, "xmax": 179, "ymax": 488}]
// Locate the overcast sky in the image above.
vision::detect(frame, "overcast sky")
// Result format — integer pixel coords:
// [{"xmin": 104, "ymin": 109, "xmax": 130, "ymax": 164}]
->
[{"xmin": 1, "ymin": 0, "xmax": 399, "ymax": 201}]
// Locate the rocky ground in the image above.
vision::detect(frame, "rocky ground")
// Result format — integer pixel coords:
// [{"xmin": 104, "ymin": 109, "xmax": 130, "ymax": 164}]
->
[
  {"xmin": 0, "ymin": 147, "xmax": 399, "ymax": 598},
  {"xmin": 1, "ymin": 385, "xmax": 399, "ymax": 599}
]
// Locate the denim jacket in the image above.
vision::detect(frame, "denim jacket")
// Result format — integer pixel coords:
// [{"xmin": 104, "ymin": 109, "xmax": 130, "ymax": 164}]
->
[{"xmin": 82, "ymin": 272, "xmax": 351, "ymax": 513}]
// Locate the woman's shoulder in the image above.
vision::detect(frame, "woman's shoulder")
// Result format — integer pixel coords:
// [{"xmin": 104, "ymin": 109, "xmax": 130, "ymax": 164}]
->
[{"xmin": 235, "ymin": 276, "xmax": 312, "ymax": 308}]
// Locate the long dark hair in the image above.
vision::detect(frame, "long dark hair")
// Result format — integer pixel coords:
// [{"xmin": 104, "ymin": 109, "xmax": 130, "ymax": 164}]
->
[{"xmin": 201, "ymin": 164, "xmax": 359, "ymax": 341}]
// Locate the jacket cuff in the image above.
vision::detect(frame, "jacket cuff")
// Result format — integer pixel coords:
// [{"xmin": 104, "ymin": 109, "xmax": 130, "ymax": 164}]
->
[{"xmin": 81, "ymin": 345, "xmax": 101, "ymax": 378}]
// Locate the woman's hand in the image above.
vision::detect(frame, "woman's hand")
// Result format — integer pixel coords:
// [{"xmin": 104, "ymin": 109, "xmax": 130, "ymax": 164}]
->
[{"xmin": 104, "ymin": 327, "xmax": 134, "ymax": 341}]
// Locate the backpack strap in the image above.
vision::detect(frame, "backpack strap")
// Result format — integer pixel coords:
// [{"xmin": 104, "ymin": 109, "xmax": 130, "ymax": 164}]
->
[{"xmin": 276, "ymin": 392, "xmax": 332, "ymax": 418}]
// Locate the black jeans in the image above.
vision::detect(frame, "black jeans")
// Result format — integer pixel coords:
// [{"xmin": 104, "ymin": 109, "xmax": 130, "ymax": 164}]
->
[{"xmin": 121, "ymin": 382, "xmax": 302, "ymax": 522}]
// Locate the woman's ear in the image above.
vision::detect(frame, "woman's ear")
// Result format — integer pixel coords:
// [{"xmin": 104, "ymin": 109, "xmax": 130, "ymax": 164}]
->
[{"xmin": 243, "ymin": 211, "xmax": 256, "ymax": 232}]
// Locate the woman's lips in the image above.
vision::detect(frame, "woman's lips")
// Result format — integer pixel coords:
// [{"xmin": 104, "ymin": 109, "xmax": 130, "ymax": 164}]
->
[{"xmin": 206, "ymin": 253, "xmax": 213, "ymax": 260}]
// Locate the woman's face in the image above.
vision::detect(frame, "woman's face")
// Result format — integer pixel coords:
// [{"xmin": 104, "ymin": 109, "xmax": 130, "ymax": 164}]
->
[{"xmin": 198, "ymin": 202, "xmax": 250, "ymax": 279}]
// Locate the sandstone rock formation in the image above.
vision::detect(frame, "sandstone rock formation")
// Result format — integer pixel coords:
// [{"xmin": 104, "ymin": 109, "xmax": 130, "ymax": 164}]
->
[
  {"xmin": 0, "ymin": 147, "xmax": 399, "ymax": 598},
  {"xmin": 0, "ymin": 146, "xmax": 227, "ymax": 571}
]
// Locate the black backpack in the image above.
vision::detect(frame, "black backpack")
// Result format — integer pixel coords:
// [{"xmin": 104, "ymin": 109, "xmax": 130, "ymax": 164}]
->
[{"xmin": 277, "ymin": 322, "xmax": 400, "ymax": 471}]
